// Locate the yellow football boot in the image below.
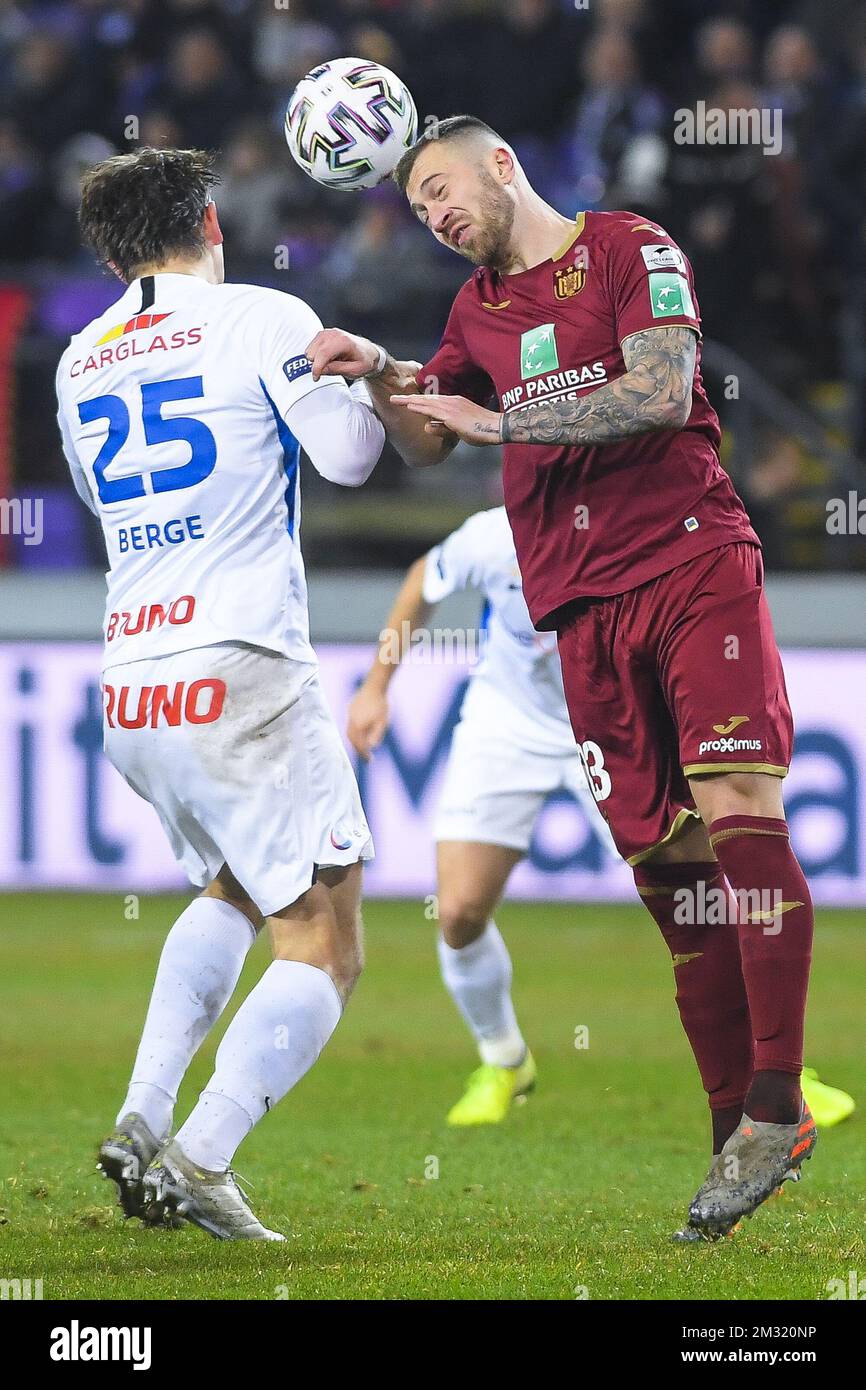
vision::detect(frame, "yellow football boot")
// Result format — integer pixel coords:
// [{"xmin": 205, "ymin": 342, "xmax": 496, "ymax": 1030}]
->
[
  {"xmin": 446, "ymin": 1052, "xmax": 537, "ymax": 1126},
  {"xmin": 801, "ymin": 1066, "xmax": 855, "ymax": 1128}
]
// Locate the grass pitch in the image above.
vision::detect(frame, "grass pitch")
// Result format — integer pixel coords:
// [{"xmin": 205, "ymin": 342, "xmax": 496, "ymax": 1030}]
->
[{"xmin": 0, "ymin": 893, "xmax": 863, "ymax": 1301}]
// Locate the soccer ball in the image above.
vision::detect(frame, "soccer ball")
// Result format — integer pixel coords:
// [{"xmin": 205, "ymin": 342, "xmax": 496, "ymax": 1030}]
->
[{"xmin": 285, "ymin": 57, "xmax": 419, "ymax": 191}]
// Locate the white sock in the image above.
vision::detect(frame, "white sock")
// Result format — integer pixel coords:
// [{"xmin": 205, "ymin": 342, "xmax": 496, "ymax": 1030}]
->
[
  {"xmin": 437, "ymin": 922, "xmax": 526, "ymax": 1068},
  {"xmin": 117, "ymin": 897, "xmax": 256, "ymax": 1139},
  {"xmin": 174, "ymin": 960, "xmax": 343, "ymax": 1172}
]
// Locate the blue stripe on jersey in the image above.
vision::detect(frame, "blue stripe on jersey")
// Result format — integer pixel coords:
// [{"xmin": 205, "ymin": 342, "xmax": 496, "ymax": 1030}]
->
[
  {"xmin": 259, "ymin": 378, "xmax": 301, "ymax": 538},
  {"xmin": 479, "ymin": 598, "xmax": 492, "ymax": 633}
]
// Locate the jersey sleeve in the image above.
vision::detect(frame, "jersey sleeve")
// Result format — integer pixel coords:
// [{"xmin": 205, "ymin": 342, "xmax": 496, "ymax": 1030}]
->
[
  {"xmin": 605, "ymin": 222, "xmax": 702, "ymax": 347},
  {"xmin": 415, "ymin": 292, "xmax": 494, "ymax": 405},
  {"xmin": 422, "ymin": 509, "xmax": 501, "ymax": 603},
  {"xmin": 248, "ymin": 289, "xmax": 338, "ymax": 416},
  {"xmin": 286, "ymin": 381, "xmax": 384, "ymax": 487}
]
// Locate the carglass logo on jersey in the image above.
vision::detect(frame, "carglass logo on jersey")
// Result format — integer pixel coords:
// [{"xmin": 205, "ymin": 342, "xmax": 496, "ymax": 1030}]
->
[
  {"xmin": 502, "ymin": 362, "xmax": 607, "ymax": 411},
  {"xmin": 96, "ymin": 312, "xmax": 173, "ymax": 344},
  {"xmin": 69, "ymin": 326, "xmax": 205, "ymax": 377}
]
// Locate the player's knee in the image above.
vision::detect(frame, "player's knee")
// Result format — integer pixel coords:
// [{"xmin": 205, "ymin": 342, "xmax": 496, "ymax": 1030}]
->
[
  {"xmin": 436, "ymin": 895, "xmax": 491, "ymax": 948},
  {"xmin": 690, "ymin": 770, "xmax": 785, "ymax": 824},
  {"xmin": 270, "ymin": 933, "xmax": 363, "ymax": 1005}
]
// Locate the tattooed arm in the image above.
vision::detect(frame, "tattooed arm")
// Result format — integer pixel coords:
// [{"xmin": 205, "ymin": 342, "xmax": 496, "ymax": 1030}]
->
[
  {"xmin": 501, "ymin": 326, "xmax": 697, "ymax": 445},
  {"xmin": 389, "ymin": 326, "xmax": 697, "ymax": 448},
  {"xmin": 389, "ymin": 328, "xmax": 700, "ymax": 447}
]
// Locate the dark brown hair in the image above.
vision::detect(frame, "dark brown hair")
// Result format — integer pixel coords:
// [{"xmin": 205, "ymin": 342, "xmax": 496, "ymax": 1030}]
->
[
  {"xmin": 393, "ymin": 115, "xmax": 501, "ymax": 193},
  {"xmin": 78, "ymin": 147, "xmax": 220, "ymax": 281}
]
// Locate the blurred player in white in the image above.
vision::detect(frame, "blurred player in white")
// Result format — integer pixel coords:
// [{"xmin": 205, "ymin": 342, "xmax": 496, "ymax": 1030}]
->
[
  {"xmin": 348, "ymin": 506, "xmax": 616, "ymax": 1124},
  {"xmin": 55, "ymin": 148, "xmax": 386, "ymax": 1240}
]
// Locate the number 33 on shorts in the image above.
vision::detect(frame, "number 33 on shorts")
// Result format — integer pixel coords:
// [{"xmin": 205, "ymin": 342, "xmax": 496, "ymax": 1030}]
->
[{"xmin": 579, "ymin": 739, "xmax": 612, "ymax": 802}]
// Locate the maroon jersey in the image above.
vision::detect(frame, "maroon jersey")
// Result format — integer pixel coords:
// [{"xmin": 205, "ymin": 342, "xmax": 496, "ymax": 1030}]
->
[{"xmin": 417, "ymin": 210, "xmax": 759, "ymax": 629}]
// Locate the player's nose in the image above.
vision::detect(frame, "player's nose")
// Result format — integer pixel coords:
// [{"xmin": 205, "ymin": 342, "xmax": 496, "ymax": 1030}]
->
[{"xmin": 431, "ymin": 208, "xmax": 454, "ymax": 237}]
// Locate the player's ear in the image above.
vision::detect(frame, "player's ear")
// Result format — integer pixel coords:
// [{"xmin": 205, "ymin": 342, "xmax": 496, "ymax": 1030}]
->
[
  {"xmin": 204, "ymin": 199, "xmax": 224, "ymax": 247},
  {"xmin": 492, "ymin": 145, "xmax": 516, "ymax": 185}
]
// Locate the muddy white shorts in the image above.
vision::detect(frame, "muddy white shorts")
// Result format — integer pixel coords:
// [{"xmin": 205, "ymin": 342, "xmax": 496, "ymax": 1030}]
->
[
  {"xmin": 434, "ymin": 685, "xmax": 616, "ymax": 856},
  {"xmin": 103, "ymin": 643, "xmax": 373, "ymax": 915}
]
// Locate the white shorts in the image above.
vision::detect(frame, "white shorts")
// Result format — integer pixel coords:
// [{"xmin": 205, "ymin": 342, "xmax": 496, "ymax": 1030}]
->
[
  {"xmin": 434, "ymin": 696, "xmax": 615, "ymax": 855},
  {"xmin": 103, "ymin": 643, "xmax": 373, "ymax": 915}
]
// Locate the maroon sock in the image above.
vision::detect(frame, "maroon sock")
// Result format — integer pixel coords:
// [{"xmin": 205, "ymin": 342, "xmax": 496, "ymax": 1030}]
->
[
  {"xmin": 634, "ymin": 860, "xmax": 753, "ymax": 1149},
  {"xmin": 711, "ymin": 1104, "xmax": 744, "ymax": 1155},
  {"xmin": 709, "ymin": 815, "xmax": 813, "ymax": 1125}
]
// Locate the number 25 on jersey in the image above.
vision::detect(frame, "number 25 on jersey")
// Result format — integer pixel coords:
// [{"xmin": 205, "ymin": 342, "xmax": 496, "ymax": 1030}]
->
[{"xmin": 78, "ymin": 376, "xmax": 216, "ymax": 505}]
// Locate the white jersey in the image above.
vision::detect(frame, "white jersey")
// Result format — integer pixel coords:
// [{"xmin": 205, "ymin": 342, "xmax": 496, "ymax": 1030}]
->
[
  {"xmin": 56, "ymin": 272, "xmax": 383, "ymax": 669},
  {"xmin": 422, "ymin": 506, "xmax": 576, "ymax": 752}
]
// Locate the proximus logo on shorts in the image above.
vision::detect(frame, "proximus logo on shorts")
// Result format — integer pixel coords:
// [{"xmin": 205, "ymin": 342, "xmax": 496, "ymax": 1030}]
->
[{"xmin": 697, "ymin": 736, "xmax": 763, "ymax": 756}]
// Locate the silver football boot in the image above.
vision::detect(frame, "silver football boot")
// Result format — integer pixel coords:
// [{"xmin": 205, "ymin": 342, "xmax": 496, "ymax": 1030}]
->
[{"xmin": 142, "ymin": 1139, "xmax": 286, "ymax": 1241}]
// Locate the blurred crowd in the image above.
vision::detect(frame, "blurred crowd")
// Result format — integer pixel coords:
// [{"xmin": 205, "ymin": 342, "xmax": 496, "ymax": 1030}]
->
[{"xmin": 2, "ymin": 0, "xmax": 865, "ymax": 569}]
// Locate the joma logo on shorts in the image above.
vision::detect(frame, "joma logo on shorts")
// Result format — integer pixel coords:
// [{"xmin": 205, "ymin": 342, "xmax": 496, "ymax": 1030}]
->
[
  {"xmin": 106, "ymin": 595, "xmax": 195, "ymax": 643},
  {"xmin": 697, "ymin": 736, "xmax": 762, "ymax": 755},
  {"xmin": 104, "ymin": 679, "xmax": 225, "ymax": 729}
]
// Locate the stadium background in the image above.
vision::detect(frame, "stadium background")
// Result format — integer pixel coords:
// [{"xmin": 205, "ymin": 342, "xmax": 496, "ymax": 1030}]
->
[{"xmin": 1, "ymin": 0, "xmax": 865, "ymax": 906}]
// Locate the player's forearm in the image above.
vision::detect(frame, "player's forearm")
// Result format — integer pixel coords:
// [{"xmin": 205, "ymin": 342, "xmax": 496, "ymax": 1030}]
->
[
  {"xmin": 366, "ymin": 358, "xmax": 455, "ymax": 468},
  {"xmin": 289, "ymin": 386, "xmax": 385, "ymax": 486},
  {"xmin": 501, "ymin": 327, "xmax": 696, "ymax": 446},
  {"xmin": 366, "ymin": 555, "xmax": 434, "ymax": 692},
  {"xmin": 500, "ymin": 377, "xmax": 688, "ymax": 445}
]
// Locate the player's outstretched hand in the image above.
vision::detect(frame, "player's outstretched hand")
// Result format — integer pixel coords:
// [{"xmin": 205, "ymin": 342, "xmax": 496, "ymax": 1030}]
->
[
  {"xmin": 347, "ymin": 682, "xmax": 389, "ymax": 760},
  {"xmin": 306, "ymin": 328, "xmax": 380, "ymax": 381},
  {"xmin": 390, "ymin": 393, "xmax": 503, "ymax": 446}
]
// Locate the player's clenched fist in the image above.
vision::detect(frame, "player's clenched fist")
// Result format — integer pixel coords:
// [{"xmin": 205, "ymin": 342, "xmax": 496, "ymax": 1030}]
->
[
  {"xmin": 306, "ymin": 328, "xmax": 380, "ymax": 381},
  {"xmin": 346, "ymin": 681, "xmax": 390, "ymax": 760}
]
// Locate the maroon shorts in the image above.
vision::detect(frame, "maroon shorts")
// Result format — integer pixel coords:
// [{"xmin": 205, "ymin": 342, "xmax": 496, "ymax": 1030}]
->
[{"xmin": 556, "ymin": 542, "xmax": 793, "ymax": 865}]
